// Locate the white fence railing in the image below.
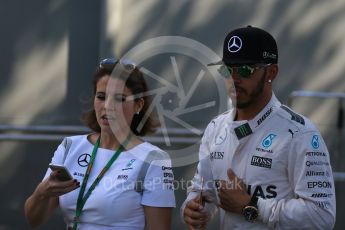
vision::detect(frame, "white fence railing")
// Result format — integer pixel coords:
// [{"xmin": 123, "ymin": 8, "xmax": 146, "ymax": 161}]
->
[{"xmin": 1, "ymin": 94, "xmax": 345, "ymax": 182}]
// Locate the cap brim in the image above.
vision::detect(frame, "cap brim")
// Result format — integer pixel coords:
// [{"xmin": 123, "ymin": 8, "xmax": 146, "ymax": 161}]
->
[
  {"xmin": 207, "ymin": 60, "xmax": 223, "ymax": 66},
  {"xmin": 208, "ymin": 59, "xmax": 262, "ymax": 66},
  {"xmin": 223, "ymin": 59, "xmax": 262, "ymax": 66}
]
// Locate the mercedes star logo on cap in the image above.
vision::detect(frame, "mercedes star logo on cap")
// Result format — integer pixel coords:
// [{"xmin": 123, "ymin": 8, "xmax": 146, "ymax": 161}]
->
[{"xmin": 228, "ymin": 36, "xmax": 242, "ymax": 53}]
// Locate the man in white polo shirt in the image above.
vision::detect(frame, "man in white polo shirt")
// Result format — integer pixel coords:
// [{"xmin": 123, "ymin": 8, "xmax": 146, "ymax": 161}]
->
[{"xmin": 181, "ymin": 25, "xmax": 336, "ymax": 229}]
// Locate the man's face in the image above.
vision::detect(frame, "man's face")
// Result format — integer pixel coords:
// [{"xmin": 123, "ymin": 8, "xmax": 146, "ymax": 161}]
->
[{"xmin": 224, "ymin": 64, "xmax": 268, "ymax": 109}]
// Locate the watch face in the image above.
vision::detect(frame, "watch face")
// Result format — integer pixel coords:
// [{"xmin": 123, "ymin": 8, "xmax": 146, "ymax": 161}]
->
[{"xmin": 243, "ymin": 206, "xmax": 259, "ymax": 222}]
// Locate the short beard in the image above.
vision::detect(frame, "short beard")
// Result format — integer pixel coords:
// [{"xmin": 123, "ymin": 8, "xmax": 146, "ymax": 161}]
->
[{"xmin": 235, "ymin": 70, "xmax": 266, "ymax": 109}]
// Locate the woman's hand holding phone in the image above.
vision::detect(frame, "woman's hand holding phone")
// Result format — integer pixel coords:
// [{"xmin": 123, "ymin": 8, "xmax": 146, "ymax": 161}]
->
[
  {"xmin": 34, "ymin": 164, "xmax": 80, "ymax": 200},
  {"xmin": 49, "ymin": 163, "xmax": 74, "ymax": 181}
]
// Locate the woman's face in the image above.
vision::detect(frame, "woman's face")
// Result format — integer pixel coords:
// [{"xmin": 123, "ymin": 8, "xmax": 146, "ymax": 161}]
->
[{"xmin": 94, "ymin": 75, "xmax": 143, "ymax": 135}]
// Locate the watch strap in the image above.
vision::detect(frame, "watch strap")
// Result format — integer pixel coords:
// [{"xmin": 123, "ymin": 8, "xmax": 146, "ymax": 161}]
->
[{"xmin": 248, "ymin": 195, "xmax": 258, "ymax": 208}]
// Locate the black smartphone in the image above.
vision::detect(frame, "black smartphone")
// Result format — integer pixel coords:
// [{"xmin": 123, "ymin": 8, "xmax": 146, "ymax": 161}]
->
[{"xmin": 49, "ymin": 163, "xmax": 73, "ymax": 181}]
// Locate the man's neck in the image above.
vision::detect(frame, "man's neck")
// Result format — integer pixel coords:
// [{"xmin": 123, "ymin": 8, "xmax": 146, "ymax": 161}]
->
[{"xmin": 235, "ymin": 92, "xmax": 272, "ymax": 121}]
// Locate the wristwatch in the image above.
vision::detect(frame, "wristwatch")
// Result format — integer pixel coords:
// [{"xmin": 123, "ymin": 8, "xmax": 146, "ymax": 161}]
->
[{"xmin": 242, "ymin": 196, "xmax": 259, "ymax": 222}]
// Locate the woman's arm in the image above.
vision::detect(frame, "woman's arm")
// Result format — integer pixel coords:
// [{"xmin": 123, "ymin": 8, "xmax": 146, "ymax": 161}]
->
[
  {"xmin": 24, "ymin": 189, "xmax": 59, "ymax": 228},
  {"xmin": 24, "ymin": 171, "xmax": 79, "ymax": 228},
  {"xmin": 144, "ymin": 206, "xmax": 173, "ymax": 230}
]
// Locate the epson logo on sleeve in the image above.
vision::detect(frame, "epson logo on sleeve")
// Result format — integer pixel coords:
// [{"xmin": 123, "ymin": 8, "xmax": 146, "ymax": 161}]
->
[
  {"xmin": 163, "ymin": 172, "xmax": 174, "ymax": 178},
  {"xmin": 250, "ymin": 156, "xmax": 272, "ymax": 169},
  {"xmin": 307, "ymin": 181, "xmax": 332, "ymax": 189}
]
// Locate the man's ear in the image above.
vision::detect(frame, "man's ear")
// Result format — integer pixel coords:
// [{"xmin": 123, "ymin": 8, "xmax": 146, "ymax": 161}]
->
[{"xmin": 267, "ymin": 64, "xmax": 278, "ymax": 82}]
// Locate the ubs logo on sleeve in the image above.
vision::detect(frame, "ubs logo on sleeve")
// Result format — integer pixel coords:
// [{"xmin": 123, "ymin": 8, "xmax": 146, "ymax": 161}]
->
[{"xmin": 251, "ymin": 156, "xmax": 272, "ymax": 169}]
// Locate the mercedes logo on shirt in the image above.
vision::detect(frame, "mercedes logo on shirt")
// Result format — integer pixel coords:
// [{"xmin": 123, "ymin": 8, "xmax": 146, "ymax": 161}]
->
[
  {"xmin": 227, "ymin": 36, "xmax": 242, "ymax": 53},
  {"xmin": 215, "ymin": 128, "xmax": 228, "ymax": 145},
  {"xmin": 78, "ymin": 153, "xmax": 91, "ymax": 167}
]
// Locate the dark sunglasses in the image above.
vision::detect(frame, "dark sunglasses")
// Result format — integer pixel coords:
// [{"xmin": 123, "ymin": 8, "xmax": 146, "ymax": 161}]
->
[
  {"xmin": 218, "ymin": 63, "xmax": 271, "ymax": 79},
  {"xmin": 98, "ymin": 58, "xmax": 137, "ymax": 72}
]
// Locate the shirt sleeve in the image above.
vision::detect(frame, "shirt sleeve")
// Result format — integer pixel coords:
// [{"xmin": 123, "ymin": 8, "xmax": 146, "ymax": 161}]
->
[
  {"xmin": 180, "ymin": 122, "xmax": 218, "ymax": 222},
  {"xmin": 141, "ymin": 151, "xmax": 176, "ymax": 208},
  {"xmin": 258, "ymin": 130, "xmax": 336, "ymax": 229},
  {"xmin": 42, "ymin": 138, "xmax": 68, "ymax": 180}
]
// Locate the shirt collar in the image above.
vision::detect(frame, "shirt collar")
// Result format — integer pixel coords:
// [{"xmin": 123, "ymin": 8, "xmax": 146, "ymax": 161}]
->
[{"xmin": 233, "ymin": 93, "xmax": 281, "ymax": 140}]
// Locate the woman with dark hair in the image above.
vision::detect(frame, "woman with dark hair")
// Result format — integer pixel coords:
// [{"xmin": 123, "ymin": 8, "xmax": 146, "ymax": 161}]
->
[
  {"xmin": 81, "ymin": 58, "xmax": 158, "ymax": 136},
  {"xmin": 24, "ymin": 58, "xmax": 176, "ymax": 230}
]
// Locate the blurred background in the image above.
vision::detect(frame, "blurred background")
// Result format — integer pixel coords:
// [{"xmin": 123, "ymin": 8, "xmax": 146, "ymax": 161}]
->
[{"xmin": 1, "ymin": 0, "xmax": 344, "ymax": 229}]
